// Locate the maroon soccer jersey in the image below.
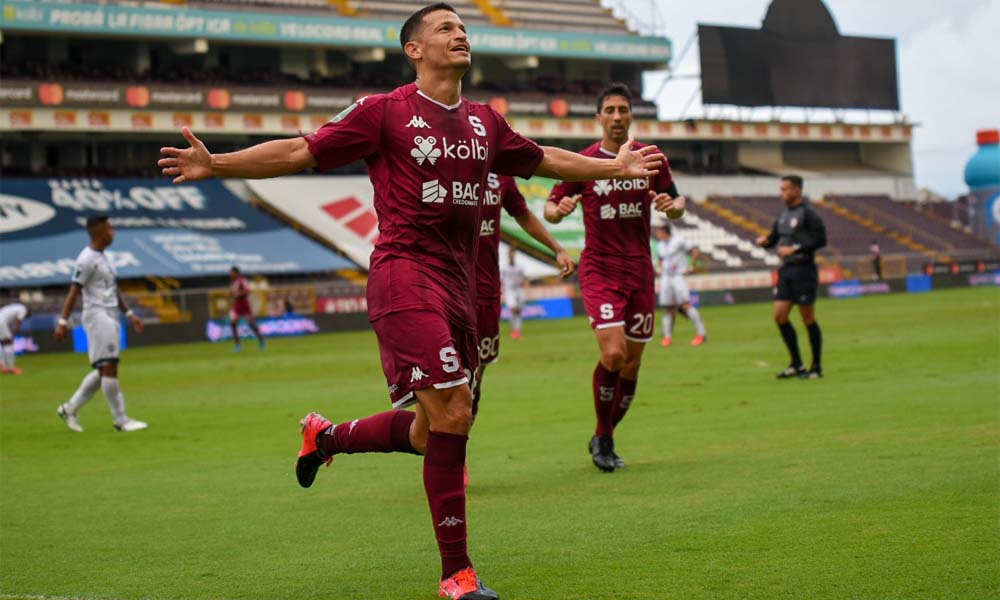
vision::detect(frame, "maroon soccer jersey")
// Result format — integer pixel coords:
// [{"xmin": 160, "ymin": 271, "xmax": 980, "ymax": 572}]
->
[
  {"xmin": 476, "ymin": 173, "xmax": 529, "ymax": 301},
  {"xmin": 548, "ymin": 142, "xmax": 674, "ymax": 260},
  {"xmin": 305, "ymin": 83, "xmax": 544, "ymax": 328},
  {"xmin": 230, "ymin": 276, "xmax": 252, "ymax": 315}
]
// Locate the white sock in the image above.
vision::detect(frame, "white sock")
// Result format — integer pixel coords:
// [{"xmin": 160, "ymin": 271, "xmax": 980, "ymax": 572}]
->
[
  {"xmin": 512, "ymin": 313, "xmax": 522, "ymax": 332},
  {"xmin": 662, "ymin": 312, "xmax": 674, "ymax": 338},
  {"xmin": 1, "ymin": 345, "xmax": 13, "ymax": 369},
  {"xmin": 66, "ymin": 370, "xmax": 102, "ymax": 413},
  {"xmin": 101, "ymin": 377, "xmax": 127, "ymax": 424},
  {"xmin": 687, "ymin": 306, "xmax": 706, "ymax": 336}
]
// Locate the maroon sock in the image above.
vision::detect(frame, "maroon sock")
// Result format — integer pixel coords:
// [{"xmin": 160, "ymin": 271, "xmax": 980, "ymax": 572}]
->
[
  {"xmin": 593, "ymin": 362, "xmax": 618, "ymax": 437},
  {"xmin": 230, "ymin": 322, "xmax": 240, "ymax": 344},
  {"xmin": 611, "ymin": 376, "xmax": 638, "ymax": 429},
  {"xmin": 316, "ymin": 410, "xmax": 419, "ymax": 456},
  {"xmin": 424, "ymin": 431, "xmax": 472, "ymax": 579}
]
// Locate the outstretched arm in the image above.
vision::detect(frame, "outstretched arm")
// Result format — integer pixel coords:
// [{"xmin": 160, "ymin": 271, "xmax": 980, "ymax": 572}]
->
[
  {"xmin": 534, "ymin": 138, "xmax": 663, "ymax": 181},
  {"xmin": 513, "ymin": 212, "xmax": 576, "ymax": 278},
  {"xmin": 159, "ymin": 127, "xmax": 316, "ymax": 183}
]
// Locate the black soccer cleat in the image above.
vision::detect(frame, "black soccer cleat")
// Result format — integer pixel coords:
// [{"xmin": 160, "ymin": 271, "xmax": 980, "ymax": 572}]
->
[
  {"xmin": 591, "ymin": 435, "xmax": 627, "ymax": 469},
  {"xmin": 800, "ymin": 367, "xmax": 823, "ymax": 380},
  {"xmin": 776, "ymin": 365, "xmax": 807, "ymax": 379},
  {"xmin": 590, "ymin": 435, "xmax": 617, "ymax": 472}
]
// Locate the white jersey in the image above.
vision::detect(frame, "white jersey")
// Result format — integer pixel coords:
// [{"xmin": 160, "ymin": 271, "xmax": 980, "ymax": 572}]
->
[
  {"xmin": 500, "ymin": 264, "xmax": 525, "ymax": 297},
  {"xmin": 658, "ymin": 236, "xmax": 694, "ymax": 278},
  {"xmin": 72, "ymin": 246, "xmax": 119, "ymax": 311},
  {"xmin": 0, "ymin": 303, "xmax": 28, "ymax": 327}
]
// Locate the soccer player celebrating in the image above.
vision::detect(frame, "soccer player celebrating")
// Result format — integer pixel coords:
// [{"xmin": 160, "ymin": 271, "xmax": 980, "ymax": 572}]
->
[
  {"xmin": 157, "ymin": 5, "xmax": 663, "ymax": 598},
  {"xmin": 0, "ymin": 302, "xmax": 31, "ymax": 375},
  {"xmin": 500, "ymin": 246, "xmax": 528, "ymax": 340},
  {"xmin": 655, "ymin": 224, "xmax": 707, "ymax": 347},
  {"xmin": 755, "ymin": 175, "xmax": 827, "ymax": 379},
  {"xmin": 55, "ymin": 216, "xmax": 148, "ymax": 433},
  {"xmin": 546, "ymin": 83, "xmax": 685, "ymax": 473},
  {"xmin": 473, "ymin": 176, "xmax": 574, "ymax": 421},
  {"xmin": 228, "ymin": 266, "xmax": 264, "ymax": 351}
]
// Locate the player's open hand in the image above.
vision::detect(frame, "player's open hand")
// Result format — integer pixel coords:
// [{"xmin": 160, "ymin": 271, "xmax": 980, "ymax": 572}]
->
[
  {"xmin": 651, "ymin": 191, "xmax": 685, "ymax": 219},
  {"xmin": 54, "ymin": 323, "xmax": 67, "ymax": 342},
  {"xmin": 555, "ymin": 194, "xmax": 580, "ymax": 218},
  {"xmin": 777, "ymin": 245, "xmax": 796, "ymax": 258},
  {"xmin": 159, "ymin": 127, "xmax": 213, "ymax": 184},
  {"xmin": 616, "ymin": 137, "xmax": 663, "ymax": 179},
  {"xmin": 129, "ymin": 314, "xmax": 144, "ymax": 334},
  {"xmin": 555, "ymin": 249, "xmax": 576, "ymax": 278}
]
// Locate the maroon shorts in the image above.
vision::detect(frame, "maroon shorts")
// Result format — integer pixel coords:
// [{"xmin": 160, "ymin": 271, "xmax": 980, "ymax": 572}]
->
[
  {"xmin": 230, "ymin": 298, "xmax": 252, "ymax": 321},
  {"xmin": 579, "ymin": 254, "xmax": 656, "ymax": 343},
  {"xmin": 476, "ymin": 298, "xmax": 502, "ymax": 366},
  {"xmin": 371, "ymin": 309, "xmax": 478, "ymax": 408}
]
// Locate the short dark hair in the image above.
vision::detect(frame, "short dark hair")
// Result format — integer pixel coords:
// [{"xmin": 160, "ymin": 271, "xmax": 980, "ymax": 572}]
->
[
  {"xmin": 401, "ymin": 3, "xmax": 458, "ymax": 49},
  {"xmin": 596, "ymin": 83, "xmax": 633, "ymax": 113},
  {"xmin": 782, "ymin": 175, "xmax": 804, "ymax": 189},
  {"xmin": 85, "ymin": 215, "xmax": 110, "ymax": 235},
  {"xmin": 230, "ymin": 266, "xmax": 241, "ymax": 274}
]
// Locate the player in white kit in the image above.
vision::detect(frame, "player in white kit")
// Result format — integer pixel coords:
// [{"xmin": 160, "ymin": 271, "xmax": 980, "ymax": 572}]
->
[
  {"xmin": 55, "ymin": 216, "xmax": 148, "ymax": 433},
  {"xmin": 656, "ymin": 224, "xmax": 707, "ymax": 347},
  {"xmin": 500, "ymin": 248, "xmax": 527, "ymax": 339},
  {"xmin": 0, "ymin": 302, "xmax": 31, "ymax": 375}
]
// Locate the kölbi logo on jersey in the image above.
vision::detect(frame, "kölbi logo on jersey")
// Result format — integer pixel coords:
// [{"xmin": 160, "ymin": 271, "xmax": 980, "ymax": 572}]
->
[
  {"xmin": 411, "ymin": 135, "xmax": 488, "ymax": 166},
  {"xmin": 593, "ymin": 178, "xmax": 649, "ymax": 197}
]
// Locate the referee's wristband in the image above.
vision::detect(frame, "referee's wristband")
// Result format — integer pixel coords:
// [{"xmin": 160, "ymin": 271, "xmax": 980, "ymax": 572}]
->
[
  {"xmin": 125, "ymin": 309, "xmax": 135, "ymax": 318},
  {"xmin": 57, "ymin": 317, "xmax": 68, "ymax": 327}
]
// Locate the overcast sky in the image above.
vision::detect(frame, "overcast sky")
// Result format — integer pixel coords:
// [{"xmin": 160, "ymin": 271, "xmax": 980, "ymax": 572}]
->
[{"xmin": 614, "ymin": 0, "xmax": 999, "ymax": 197}]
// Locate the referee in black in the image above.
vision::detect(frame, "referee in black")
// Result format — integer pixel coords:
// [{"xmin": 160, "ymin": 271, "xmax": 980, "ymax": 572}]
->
[{"xmin": 756, "ymin": 175, "xmax": 827, "ymax": 379}]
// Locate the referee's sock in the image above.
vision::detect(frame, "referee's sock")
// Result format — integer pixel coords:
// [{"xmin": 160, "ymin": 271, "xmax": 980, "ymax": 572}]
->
[
  {"xmin": 777, "ymin": 322, "xmax": 803, "ymax": 367},
  {"xmin": 806, "ymin": 322, "xmax": 822, "ymax": 370}
]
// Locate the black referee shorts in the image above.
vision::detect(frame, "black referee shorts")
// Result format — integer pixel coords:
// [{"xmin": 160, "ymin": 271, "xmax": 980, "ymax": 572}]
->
[{"xmin": 775, "ymin": 262, "xmax": 819, "ymax": 305}]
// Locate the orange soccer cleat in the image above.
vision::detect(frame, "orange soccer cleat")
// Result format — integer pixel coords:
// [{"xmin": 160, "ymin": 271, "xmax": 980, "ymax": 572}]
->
[
  {"xmin": 2, "ymin": 367, "xmax": 23, "ymax": 375},
  {"xmin": 296, "ymin": 412, "xmax": 333, "ymax": 488},
  {"xmin": 439, "ymin": 567, "xmax": 499, "ymax": 600},
  {"xmin": 510, "ymin": 330, "xmax": 522, "ymax": 340},
  {"xmin": 660, "ymin": 337, "xmax": 672, "ymax": 347},
  {"xmin": 690, "ymin": 335, "xmax": 706, "ymax": 346}
]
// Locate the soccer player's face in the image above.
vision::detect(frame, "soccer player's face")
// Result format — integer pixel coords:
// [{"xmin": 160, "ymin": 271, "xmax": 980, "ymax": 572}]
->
[
  {"xmin": 92, "ymin": 221, "xmax": 115, "ymax": 247},
  {"xmin": 411, "ymin": 11, "xmax": 471, "ymax": 71},
  {"xmin": 780, "ymin": 180, "xmax": 800, "ymax": 206},
  {"xmin": 598, "ymin": 95, "xmax": 632, "ymax": 145}
]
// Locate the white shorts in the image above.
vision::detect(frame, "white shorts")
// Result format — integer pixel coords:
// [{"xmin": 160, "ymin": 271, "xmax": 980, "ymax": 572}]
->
[
  {"xmin": 504, "ymin": 290, "xmax": 525, "ymax": 310},
  {"xmin": 659, "ymin": 275, "xmax": 691, "ymax": 307},
  {"xmin": 0, "ymin": 321, "xmax": 12, "ymax": 341},
  {"xmin": 82, "ymin": 308, "xmax": 121, "ymax": 367}
]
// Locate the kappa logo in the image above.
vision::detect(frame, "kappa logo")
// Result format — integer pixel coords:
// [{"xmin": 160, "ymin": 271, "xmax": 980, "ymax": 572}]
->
[
  {"xmin": 600, "ymin": 204, "xmax": 617, "ymax": 220},
  {"xmin": 437, "ymin": 516, "xmax": 465, "ymax": 527},
  {"xmin": 411, "ymin": 136, "xmax": 442, "ymax": 165},
  {"xmin": 406, "ymin": 115, "xmax": 431, "ymax": 129},
  {"xmin": 348, "ymin": 419, "xmax": 359, "ymax": 435},
  {"xmin": 410, "ymin": 366, "xmax": 429, "ymax": 383},
  {"xmin": 480, "ymin": 219, "xmax": 496, "ymax": 236},
  {"xmin": 593, "ymin": 178, "xmax": 649, "ymax": 197},
  {"xmin": 422, "ymin": 179, "xmax": 447, "ymax": 203}
]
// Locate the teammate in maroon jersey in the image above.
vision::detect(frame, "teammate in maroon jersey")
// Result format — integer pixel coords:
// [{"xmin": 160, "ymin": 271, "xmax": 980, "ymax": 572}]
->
[
  {"xmin": 158, "ymin": 5, "xmax": 663, "ymax": 598},
  {"xmin": 228, "ymin": 266, "xmax": 263, "ymax": 351},
  {"xmin": 472, "ymin": 173, "xmax": 574, "ymax": 422},
  {"xmin": 546, "ymin": 83, "xmax": 687, "ymax": 473}
]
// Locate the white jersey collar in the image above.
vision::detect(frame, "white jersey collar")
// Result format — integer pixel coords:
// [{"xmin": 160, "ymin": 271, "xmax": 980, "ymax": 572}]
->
[
  {"xmin": 598, "ymin": 146, "xmax": 618, "ymax": 158},
  {"xmin": 417, "ymin": 89, "xmax": 462, "ymax": 111}
]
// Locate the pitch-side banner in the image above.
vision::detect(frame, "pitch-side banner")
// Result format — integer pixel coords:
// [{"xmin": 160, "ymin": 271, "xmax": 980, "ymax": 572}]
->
[
  {"xmin": 246, "ymin": 176, "xmax": 557, "ymax": 277},
  {"xmin": 0, "ymin": 178, "xmax": 354, "ymax": 287}
]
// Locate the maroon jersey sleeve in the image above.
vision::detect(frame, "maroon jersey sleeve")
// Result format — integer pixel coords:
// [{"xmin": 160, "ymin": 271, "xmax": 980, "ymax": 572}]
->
[
  {"xmin": 304, "ymin": 96, "xmax": 386, "ymax": 172},
  {"xmin": 501, "ymin": 176, "xmax": 529, "ymax": 218},
  {"xmin": 547, "ymin": 179, "xmax": 584, "ymax": 204},
  {"xmin": 652, "ymin": 157, "xmax": 676, "ymax": 194},
  {"xmin": 489, "ymin": 110, "xmax": 544, "ymax": 179}
]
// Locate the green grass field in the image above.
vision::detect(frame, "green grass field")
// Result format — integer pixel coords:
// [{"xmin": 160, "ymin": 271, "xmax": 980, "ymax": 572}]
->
[{"xmin": 2, "ymin": 287, "xmax": 998, "ymax": 600}]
